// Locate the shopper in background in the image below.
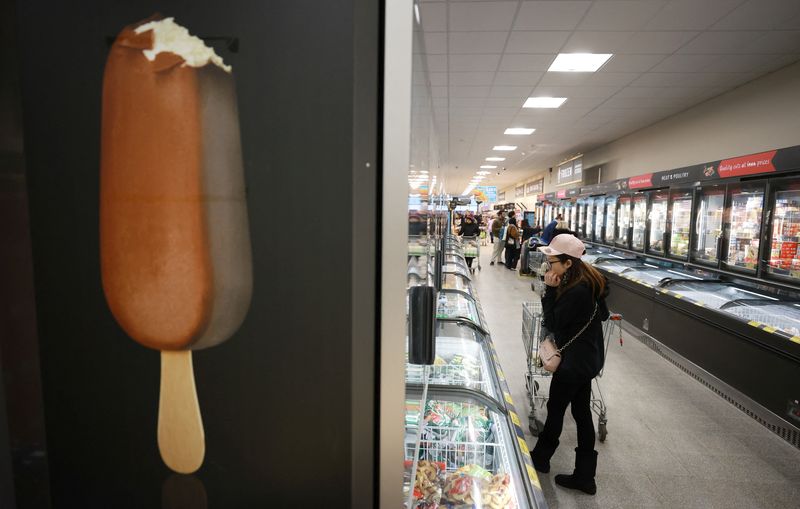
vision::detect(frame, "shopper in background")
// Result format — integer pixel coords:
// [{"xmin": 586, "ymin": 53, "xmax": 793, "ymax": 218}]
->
[
  {"xmin": 541, "ymin": 214, "xmax": 562, "ymax": 244},
  {"xmin": 489, "ymin": 211, "xmax": 506, "ymax": 266},
  {"xmin": 458, "ymin": 211, "xmax": 481, "ymax": 268},
  {"xmin": 504, "ymin": 217, "xmax": 521, "ymax": 270},
  {"xmin": 518, "ymin": 219, "xmax": 541, "ymax": 275},
  {"xmin": 530, "ymin": 234, "xmax": 610, "ymax": 496}
]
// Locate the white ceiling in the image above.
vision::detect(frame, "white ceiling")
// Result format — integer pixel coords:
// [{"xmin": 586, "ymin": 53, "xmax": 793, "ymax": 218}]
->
[{"xmin": 412, "ymin": 0, "xmax": 800, "ymax": 195}]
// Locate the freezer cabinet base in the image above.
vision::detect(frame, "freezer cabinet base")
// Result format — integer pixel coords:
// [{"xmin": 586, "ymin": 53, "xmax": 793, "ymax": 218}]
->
[{"xmin": 621, "ymin": 320, "xmax": 800, "ymax": 451}]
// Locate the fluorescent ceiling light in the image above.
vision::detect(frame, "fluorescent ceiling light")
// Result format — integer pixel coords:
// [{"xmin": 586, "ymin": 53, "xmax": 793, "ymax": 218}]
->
[
  {"xmin": 486, "ymin": 157, "xmax": 505, "ymax": 162},
  {"xmin": 493, "ymin": 145, "xmax": 517, "ymax": 151},
  {"xmin": 548, "ymin": 53, "xmax": 612, "ymax": 73},
  {"xmin": 477, "ymin": 171, "xmax": 491, "ymax": 175},
  {"xmin": 504, "ymin": 127, "xmax": 536, "ymax": 135},
  {"xmin": 414, "ymin": 3, "xmax": 420, "ymax": 24},
  {"xmin": 523, "ymin": 97, "xmax": 567, "ymax": 109},
  {"xmin": 480, "ymin": 165, "xmax": 497, "ymax": 169}
]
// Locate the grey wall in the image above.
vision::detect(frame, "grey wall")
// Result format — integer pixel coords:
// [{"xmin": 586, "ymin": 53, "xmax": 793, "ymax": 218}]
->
[
  {"xmin": 583, "ymin": 61, "xmax": 800, "ymax": 181},
  {"xmin": 14, "ymin": 1, "xmax": 380, "ymax": 507}
]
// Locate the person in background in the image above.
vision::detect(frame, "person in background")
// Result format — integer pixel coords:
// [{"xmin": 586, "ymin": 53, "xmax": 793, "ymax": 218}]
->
[
  {"xmin": 530, "ymin": 234, "xmax": 610, "ymax": 496},
  {"xmin": 541, "ymin": 214, "xmax": 562, "ymax": 244},
  {"xmin": 504, "ymin": 217, "xmax": 521, "ymax": 270},
  {"xmin": 518, "ymin": 219, "xmax": 539, "ymax": 275},
  {"xmin": 490, "ymin": 211, "xmax": 506, "ymax": 266},
  {"xmin": 458, "ymin": 211, "xmax": 481, "ymax": 268}
]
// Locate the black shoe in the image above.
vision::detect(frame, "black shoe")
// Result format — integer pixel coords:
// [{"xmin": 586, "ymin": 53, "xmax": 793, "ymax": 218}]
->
[
  {"xmin": 530, "ymin": 454, "xmax": 550, "ymax": 474},
  {"xmin": 554, "ymin": 474, "xmax": 596, "ymax": 495},
  {"xmin": 490, "ymin": 261, "xmax": 495, "ymax": 266}
]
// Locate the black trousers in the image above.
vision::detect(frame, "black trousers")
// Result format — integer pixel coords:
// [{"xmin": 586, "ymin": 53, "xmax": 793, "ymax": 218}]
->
[
  {"xmin": 465, "ymin": 257, "xmax": 474, "ymax": 268},
  {"xmin": 505, "ymin": 245, "xmax": 520, "ymax": 268},
  {"xmin": 536, "ymin": 374, "xmax": 595, "ymax": 457}
]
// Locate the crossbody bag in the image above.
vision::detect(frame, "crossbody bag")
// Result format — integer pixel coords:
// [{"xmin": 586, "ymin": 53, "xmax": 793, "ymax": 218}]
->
[{"xmin": 537, "ymin": 302, "xmax": 598, "ymax": 373}]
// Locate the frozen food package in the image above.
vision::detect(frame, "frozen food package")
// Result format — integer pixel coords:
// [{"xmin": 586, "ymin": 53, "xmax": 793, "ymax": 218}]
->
[{"xmin": 100, "ymin": 15, "xmax": 252, "ymax": 474}]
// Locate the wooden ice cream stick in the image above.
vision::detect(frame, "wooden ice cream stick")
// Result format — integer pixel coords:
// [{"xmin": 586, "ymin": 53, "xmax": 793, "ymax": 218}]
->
[{"xmin": 158, "ymin": 351, "xmax": 205, "ymax": 474}]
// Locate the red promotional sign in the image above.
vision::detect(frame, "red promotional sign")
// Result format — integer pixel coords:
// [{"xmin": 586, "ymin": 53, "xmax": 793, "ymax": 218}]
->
[
  {"xmin": 718, "ymin": 150, "xmax": 777, "ymax": 178},
  {"xmin": 628, "ymin": 173, "xmax": 653, "ymax": 189},
  {"xmin": 557, "ymin": 189, "xmax": 567, "ymax": 199}
]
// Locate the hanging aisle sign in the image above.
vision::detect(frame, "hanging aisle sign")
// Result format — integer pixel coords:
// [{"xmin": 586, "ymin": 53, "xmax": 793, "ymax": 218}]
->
[
  {"xmin": 515, "ymin": 185, "xmax": 524, "ymax": 198},
  {"xmin": 557, "ymin": 156, "xmax": 583, "ymax": 186},
  {"xmin": 525, "ymin": 178, "xmax": 544, "ymax": 196},
  {"xmin": 498, "ymin": 191, "xmax": 506, "ymax": 201}
]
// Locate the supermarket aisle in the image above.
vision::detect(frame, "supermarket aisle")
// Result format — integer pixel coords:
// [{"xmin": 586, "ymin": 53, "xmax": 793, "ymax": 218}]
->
[{"xmin": 471, "ymin": 245, "xmax": 800, "ymax": 508}]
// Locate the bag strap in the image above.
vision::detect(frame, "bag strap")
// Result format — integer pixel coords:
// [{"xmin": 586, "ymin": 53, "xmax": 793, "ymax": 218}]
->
[{"xmin": 556, "ymin": 302, "xmax": 598, "ymax": 354}]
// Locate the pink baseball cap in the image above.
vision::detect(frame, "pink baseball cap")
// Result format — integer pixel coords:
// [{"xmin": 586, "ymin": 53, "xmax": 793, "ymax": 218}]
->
[{"xmin": 538, "ymin": 234, "xmax": 586, "ymax": 259}]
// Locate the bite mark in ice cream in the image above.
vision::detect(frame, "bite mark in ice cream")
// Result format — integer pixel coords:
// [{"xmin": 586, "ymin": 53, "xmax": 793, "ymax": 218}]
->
[{"xmin": 134, "ymin": 17, "xmax": 231, "ymax": 72}]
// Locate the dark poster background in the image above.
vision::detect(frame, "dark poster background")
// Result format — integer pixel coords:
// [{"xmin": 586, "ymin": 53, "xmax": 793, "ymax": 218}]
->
[{"xmin": 13, "ymin": 1, "xmax": 380, "ymax": 508}]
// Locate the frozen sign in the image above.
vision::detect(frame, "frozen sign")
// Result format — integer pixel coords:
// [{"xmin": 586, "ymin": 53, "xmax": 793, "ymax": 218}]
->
[{"xmin": 557, "ymin": 157, "xmax": 583, "ymax": 185}]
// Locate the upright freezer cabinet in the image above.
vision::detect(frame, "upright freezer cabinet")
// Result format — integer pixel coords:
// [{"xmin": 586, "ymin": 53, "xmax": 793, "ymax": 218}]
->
[
  {"xmin": 603, "ymin": 196, "xmax": 617, "ymax": 245},
  {"xmin": 631, "ymin": 193, "xmax": 647, "ymax": 252},
  {"xmin": 692, "ymin": 185, "xmax": 725, "ymax": 265},
  {"xmin": 723, "ymin": 183, "xmax": 765, "ymax": 273},
  {"xmin": 765, "ymin": 179, "xmax": 800, "ymax": 283},
  {"xmin": 668, "ymin": 189, "xmax": 693, "ymax": 260},
  {"xmin": 647, "ymin": 190, "xmax": 669, "ymax": 256},
  {"xmin": 615, "ymin": 195, "xmax": 632, "ymax": 249}
]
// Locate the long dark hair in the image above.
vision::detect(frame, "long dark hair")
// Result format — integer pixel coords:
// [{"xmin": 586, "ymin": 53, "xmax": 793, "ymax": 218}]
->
[{"xmin": 554, "ymin": 254, "xmax": 606, "ymax": 300}]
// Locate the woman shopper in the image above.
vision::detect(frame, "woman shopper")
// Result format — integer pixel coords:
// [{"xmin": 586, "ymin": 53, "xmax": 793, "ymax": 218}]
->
[
  {"xmin": 530, "ymin": 234, "xmax": 610, "ymax": 495},
  {"xmin": 504, "ymin": 217, "xmax": 521, "ymax": 270},
  {"xmin": 490, "ymin": 211, "xmax": 506, "ymax": 266},
  {"xmin": 458, "ymin": 211, "xmax": 481, "ymax": 268}
]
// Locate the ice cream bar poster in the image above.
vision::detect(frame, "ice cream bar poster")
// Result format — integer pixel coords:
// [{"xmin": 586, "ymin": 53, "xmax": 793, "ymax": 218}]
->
[{"xmin": 99, "ymin": 16, "xmax": 253, "ymax": 474}]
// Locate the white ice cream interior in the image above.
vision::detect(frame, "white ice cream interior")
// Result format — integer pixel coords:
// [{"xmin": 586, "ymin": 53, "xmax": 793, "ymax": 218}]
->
[{"xmin": 134, "ymin": 17, "xmax": 231, "ymax": 73}]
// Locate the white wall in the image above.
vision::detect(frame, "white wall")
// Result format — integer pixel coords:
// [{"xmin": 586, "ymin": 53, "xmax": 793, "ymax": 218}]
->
[{"xmin": 583, "ymin": 61, "xmax": 800, "ymax": 182}]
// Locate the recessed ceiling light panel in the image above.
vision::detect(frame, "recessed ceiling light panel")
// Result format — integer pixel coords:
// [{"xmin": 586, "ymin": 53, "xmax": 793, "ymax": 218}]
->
[
  {"xmin": 485, "ymin": 157, "xmax": 506, "ymax": 162},
  {"xmin": 493, "ymin": 145, "xmax": 517, "ymax": 151},
  {"xmin": 548, "ymin": 53, "xmax": 612, "ymax": 73},
  {"xmin": 523, "ymin": 97, "xmax": 567, "ymax": 109},
  {"xmin": 504, "ymin": 127, "xmax": 536, "ymax": 135}
]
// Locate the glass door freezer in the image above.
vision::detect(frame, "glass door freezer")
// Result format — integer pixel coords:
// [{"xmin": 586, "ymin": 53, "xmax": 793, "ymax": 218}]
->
[
  {"xmin": 631, "ymin": 193, "xmax": 647, "ymax": 251},
  {"xmin": 766, "ymin": 180, "xmax": 800, "ymax": 283},
  {"xmin": 647, "ymin": 190, "xmax": 669, "ymax": 256},
  {"xmin": 615, "ymin": 195, "xmax": 632, "ymax": 249},
  {"xmin": 723, "ymin": 183, "xmax": 765, "ymax": 273},
  {"xmin": 585, "ymin": 198, "xmax": 596, "ymax": 241},
  {"xmin": 669, "ymin": 189, "xmax": 692, "ymax": 259},
  {"xmin": 604, "ymin": 196, "xmax": 617, "ymax": 245},
  {"xmin": 692, "ymin": 185, "xmax": 725, "ymax": 265}
]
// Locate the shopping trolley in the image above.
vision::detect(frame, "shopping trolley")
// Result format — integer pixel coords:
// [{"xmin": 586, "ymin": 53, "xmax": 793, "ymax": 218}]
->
[
  {"xmin": 527, "ymin": 250, "xmax": 547, "ymax": 295},
  {"xmin": 522, "ymin": 301, "xmax": 623, "ymax": 442},
  {"xmin": 462, "ymin": 235, "xmax": 481, "ymax": 273}
]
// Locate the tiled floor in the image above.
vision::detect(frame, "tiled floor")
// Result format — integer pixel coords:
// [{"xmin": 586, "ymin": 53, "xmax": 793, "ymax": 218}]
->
[{"xmin": 471, "ymin": 245, "xmax": 800, "ymax": 508}]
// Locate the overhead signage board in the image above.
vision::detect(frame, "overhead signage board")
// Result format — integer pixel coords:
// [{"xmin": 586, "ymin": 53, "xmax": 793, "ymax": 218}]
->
[
  {"xmin": 515, "ymin": 185, "xmax": 524, "ymax": 198},
  {"xmin": 525, "ymin": 178, "xmax": 544, "ymax": 196},
  {"xmin": 498, "ymin": 191, "xmax": 506, "ymax": 202},
  {"xmin": 470, "ymin": 185, "xmax": 497, "ymax": 203},
  {"xmin": 557, "ymin": 157, "xmax": 583, "ymax": 186}
]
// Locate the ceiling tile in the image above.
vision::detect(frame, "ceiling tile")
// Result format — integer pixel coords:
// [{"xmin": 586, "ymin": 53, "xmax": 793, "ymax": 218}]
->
[
  {"xmin": 449, "ymin": 86, "xmax": 491, "ymax": 98},
  {"xmin": 514, "ymin": 1, "xmax": 592, "ymax": 30},
  {"xmin": 578, "ymin": 1, "xmax": 668, "ymax": 31},
  {"xmin": 498, "ymin": 54, "xmax": 556, "ymax": 71},
  {"xmin": 600, "ymin": 54, "xmax": 667, "ymax": 72},
  {"xmin": 428, "ymin": 72, "xmax": 448, "ymax": 87},
  {"xmin": 490, "ymin": 86, "xmax": 535, "ymax": 98},
  {"xmin": 448, "ymin": 32, "xmax": 508, "ymax": 54},
  {"xmin": 485, "ymin": 97, "xmax": 526, "ymax": 108},
  {"xmin": 450, "ymin": 108, "xmax": 485, "ymax": 118},
  {"xmin": 493, "ymin": 71, "xmax": 543, "ymax": 86},
  {"xmin": 702, "ymin": 54, "xmax": 782, "ymax": 72},
  {"xmin": 431, "ymin": 86, "xmax": 448, "ymax": 98},
  {"xmin": 644, "ymin": 0, "xmax": 742, "ymax": 30},
  {"xmin": 613, "ymin": 86, "xmax": 705, "ymax": 99},
  {"xmin": 506, "ymin": 31, "xmax": 572, "ymax": 54},
  {"xmin": 449, "ymin": 1, "xmax": 519, "ymax": 31},
  {"xmin": 424, "ymin": 32, "xmax": 447, "ymax": 54},
  {"xmin": 561, "ymin": 31, "xmax": 635, "ymax": 53},
  {"xmin": 679, "ymin": 31, "xmax": 767, "ymax": 54},
  {"xmin": 650, "ymin": 54, "xmax": 720, "ymax": 72},
  {"xmin": 532, "ymin": 85, "xmax": 623, "ymax": 99},
  {"xmin": 740, "ymin": 31, "xmax": 800, "ymax": 55},
  {"xmin": 586, "ymin": 72, "xmax": 641, "ymax": 87},
  {"xmin": 630, "ymin": 72, "xmax": 733, "ymax": 87},
  {"xmin": 713, "ymin": 0, "xmax": 800, "ymax": 30},
  {"xmin": 449, "ymin": 71, "xmax": 496, "ymax": 86},
  {"xmin": 482, "ymin": 107, "xmax": 521, "ymax": 118},
  {"xmin": 537, "ymin": 72, "xmax": 591, "ymax": 87},
  {"xmin": 426, "ymin": 54, "xmax": 447, "ymax": 72},
  {"xmin": 450, "ymin": 97, "xmax": 487, "ymax": 109},
  {"xmin": 420, "ymin": 2, "xmax": 447, "ymax": 32},
  {"xmin": 618, "ymin": 31, "xmax": 700, "ymax": 54},
  {"xmin": 449, "ymin": 54, "xmax": 502, "ymax": 72}
]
